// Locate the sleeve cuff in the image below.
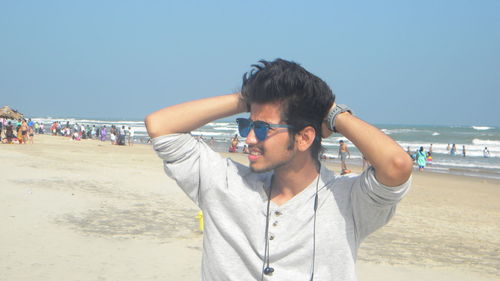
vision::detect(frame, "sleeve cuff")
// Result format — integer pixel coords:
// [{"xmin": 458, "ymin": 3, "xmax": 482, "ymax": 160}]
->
[
  {"xmin": 151, "ymin": 134, "xmax": 197, "ymax": 162},
  {"xmin": 360, "ymin": 166, "xmax": 412, "ymax": 205}
]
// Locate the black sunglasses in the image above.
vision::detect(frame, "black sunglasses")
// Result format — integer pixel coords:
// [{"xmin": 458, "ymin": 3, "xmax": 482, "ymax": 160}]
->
[{"xmin": 236, "ymin": 118, "xmax": 293, "ymax": 142}]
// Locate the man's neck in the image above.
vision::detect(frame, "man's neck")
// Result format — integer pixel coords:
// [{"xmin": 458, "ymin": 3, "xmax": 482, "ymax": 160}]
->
[{"xmin": 270, "ymin": 154, "xmax": 319, "ymax": 206}]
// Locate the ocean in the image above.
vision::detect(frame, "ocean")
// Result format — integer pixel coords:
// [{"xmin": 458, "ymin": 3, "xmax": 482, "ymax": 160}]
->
[{"xmin": 31, "ymin": 117, "xmax": 500, "ymax": 180}]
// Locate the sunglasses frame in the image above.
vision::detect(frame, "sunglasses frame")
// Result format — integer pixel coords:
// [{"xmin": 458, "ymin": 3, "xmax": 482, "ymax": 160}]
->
[{"xmin": 236, "ymin": 118, "xmax": 293, "ymax": 141}]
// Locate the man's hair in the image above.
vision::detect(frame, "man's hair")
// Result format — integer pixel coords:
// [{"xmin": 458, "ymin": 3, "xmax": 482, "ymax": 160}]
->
[{"xmin": 241, "ymin": 58, "xmax": 335, "ymax": 160}]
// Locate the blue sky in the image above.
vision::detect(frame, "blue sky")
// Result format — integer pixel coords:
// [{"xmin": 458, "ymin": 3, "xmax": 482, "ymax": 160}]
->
[{"xmin": 1, "ymin": 0, "xmax": 499, "ymax": 126}]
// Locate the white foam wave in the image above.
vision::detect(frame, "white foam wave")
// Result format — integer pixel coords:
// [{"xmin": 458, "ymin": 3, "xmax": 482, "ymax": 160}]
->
[
  {"xmin": 432, "ymin": 132, "xmax": 440, "ymax": 136},
  {"xmin": 213, "ymin": 127, "xmax": 236, "ymax": 131},
  {"xmin": 321, "ymin": 153, "xmax": 363, "ymax": 160},
  {"xmin": 472, "ymin": 139, "xmax": 500, "ymax": 146},
  {"xmin": 432, "ymin": 160, "xmax": 500, "ymax": 170},
  {"xmin": 472, "ymin": 126, "xmax": 492, "ymax": 131},
  {"xmin": 191, "ymin": 131, "xmax": 228, "ymax": 137},
  {"xmin": 207, "ymin": 122, "xmax": 232, "ymax": 127},
  {"xmin": 381, "ymin": 128, "xmax": 420, "ymax": 135}
]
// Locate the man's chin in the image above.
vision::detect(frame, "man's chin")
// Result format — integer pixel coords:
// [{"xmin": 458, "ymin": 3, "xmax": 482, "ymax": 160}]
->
[{"xmin": 249, "ymin": 163, "xmax": 272, "ymax": 174}]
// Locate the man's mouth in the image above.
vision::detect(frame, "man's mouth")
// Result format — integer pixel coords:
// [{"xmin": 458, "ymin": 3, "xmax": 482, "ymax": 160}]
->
[{"xmin": 248, "ymin": 148, "xmax": 263, "ymax": 161}]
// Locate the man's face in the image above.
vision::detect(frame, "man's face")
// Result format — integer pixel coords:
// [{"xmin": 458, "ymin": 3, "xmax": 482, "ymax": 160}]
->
[{"xmin": 245, "ymin": 102, "xmax": 296, "ymax": 173}]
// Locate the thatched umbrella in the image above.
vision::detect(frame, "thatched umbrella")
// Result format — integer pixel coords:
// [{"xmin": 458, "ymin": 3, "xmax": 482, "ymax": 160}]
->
[{"xmin": 0, "ymin": 106, "xmax": 24, "ymax": 120}]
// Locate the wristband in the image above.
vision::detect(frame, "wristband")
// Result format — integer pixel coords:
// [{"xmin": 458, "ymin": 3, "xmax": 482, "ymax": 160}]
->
[{"xmin": 326, "ymin": 104, "xmax": 352, "ymax": 133}]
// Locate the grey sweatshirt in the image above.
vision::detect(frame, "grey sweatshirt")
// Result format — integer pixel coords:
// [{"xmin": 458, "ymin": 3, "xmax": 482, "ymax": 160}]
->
[{"xmin": 153, "ymin": 134, "xmax": 411, "ymax": 281}]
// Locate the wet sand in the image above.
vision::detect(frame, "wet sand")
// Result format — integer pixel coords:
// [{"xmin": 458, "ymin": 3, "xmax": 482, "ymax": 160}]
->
[{"xmin": 1, "ymin": 135, "xmax": 499, "ymax": 280}]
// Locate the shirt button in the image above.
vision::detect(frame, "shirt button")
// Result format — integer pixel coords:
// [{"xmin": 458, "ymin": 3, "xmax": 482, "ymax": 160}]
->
[
  {"xmin": 274, "ymin": 211, "xmax": 282, "ymax": 216},
  {"xmin": 269, "ymin": 234, "xmax": 275, "ymax": 240},
  {"xmin": 272, "ymin": 221, "xmax": 278, "ymax": 227}
]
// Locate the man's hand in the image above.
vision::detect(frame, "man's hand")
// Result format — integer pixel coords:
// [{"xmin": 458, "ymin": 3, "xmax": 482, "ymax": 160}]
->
[{"xmin": 321, "ymin": 101, "xmax": 412, "ymax": 187}]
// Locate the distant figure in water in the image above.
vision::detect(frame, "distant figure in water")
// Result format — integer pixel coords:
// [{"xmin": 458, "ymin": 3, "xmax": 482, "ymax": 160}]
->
[
  {"xmin": 462, "ymin": 145, "xmax": 466, "ymax": 157},
  {"xmin": 416, "ymin": 146, "xmax": 426, "ymax": 171},
  {"xmin": 450, "ymin": 144, "xmax": 457, "ymax": 156},
  {"xmin": 426, "ymin": 152, "xmax": 432, "ymax": 166},
  {"xmin": 483, "ymin": 147, "xmax": 491, "ymax": 158}
]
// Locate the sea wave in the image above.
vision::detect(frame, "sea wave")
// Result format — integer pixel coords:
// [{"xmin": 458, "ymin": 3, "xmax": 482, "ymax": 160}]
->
[
  {"xmin": 207, "ymin": 122, "xmax": 232, "ymax": 127},
  {"xmin": 212, "ymin": 126, "xmax": 237, "ymax": 131},
  {"xmin": 472, "ymin": 126, "xmax": 493, "ymax": 131},
  {"xmin": 321, "ymin": 153, "xmax": 363, "ymax": 160},
  {"xmin": 191, "ymin": 131, "xmax": 229, "ymax": 137},
  {"xmin": 32, "ymin": 117, "xmax": 144, "ymax": 125},
  {"xmin": 432, "ymin": 160, "xmax": 500, "ymax": 170},
  {"xmin": 472, "ymin": 139, "xmax": 500, "ymax": 146},
  {"xmin": 380, "ymin": 128, "xmax": 420, "ymax": 135}
]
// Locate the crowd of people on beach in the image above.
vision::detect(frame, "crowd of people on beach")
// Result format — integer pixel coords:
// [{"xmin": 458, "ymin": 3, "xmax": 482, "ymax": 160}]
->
[
  {"xmin": 48, "ymin": 121, "xmax": 136, "ymax": 146},
  {"xmin": 0, "ymin": 118, "xmax": 136, "ymax": 146},
  {"xmin": 0, "ymin": 118, "xmax": 38, "ymax": 144}
]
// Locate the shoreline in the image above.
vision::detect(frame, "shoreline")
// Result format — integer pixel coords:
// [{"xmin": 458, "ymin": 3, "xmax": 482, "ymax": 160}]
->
[
  {"xmin": 1, "ymin": 135, "xmax": 499, "ymax": 280},
  {"xmin": 223, "ymin": 148, "xmax": 500, "ymax": 181}
]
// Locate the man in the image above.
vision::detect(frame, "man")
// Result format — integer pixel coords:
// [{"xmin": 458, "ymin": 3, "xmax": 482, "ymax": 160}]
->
[
  {"xmin": 338, "ymin": 139, "xmax": 351, "ymax": 175},
  {"xmin": 145, "ymin": 59, "xmax": 412, "ymax": 280}
]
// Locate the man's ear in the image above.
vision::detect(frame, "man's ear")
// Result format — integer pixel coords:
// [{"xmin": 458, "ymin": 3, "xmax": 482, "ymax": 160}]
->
[{"xmin": 295, "ymin": 126, "xmax": 316, "ymax": 152}]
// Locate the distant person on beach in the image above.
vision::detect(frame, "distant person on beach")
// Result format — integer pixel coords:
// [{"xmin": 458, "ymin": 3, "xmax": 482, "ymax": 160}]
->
[
  {"xmin": 462, "ymin": 145, "xmax": 466, "ymax": 157},
  {"xmin": 128, "ymin": 126, "xmax": 135, "ymax": 146},
  {"xmin": 118, "ymin": 125, "xmax": 126, "ymax": 145},
  {"xmin": 96, "ymin": 126, "xmax": 100, "ymax": 139},
  {"xmin": 100, "ymin": 126, "xmax": 107, "ymax": 141},
  {"xmin": 229, "ymin": 134, "xmax": 238, "ymax": 153},
  {"xmin": 447, "ymin": 143, "xmax": 450, "ymax": 151},
  {"xmin": 110, "ymin": 131, "xmax": 117, "ymax": 145},
  {"xmin": 406, "ymin": 146, "xmax": 413, "ymax": 160},
  {"xmin": 28, "ymin": 126, "xmax": 34, "ymax": 144},
  {"xmin": 429, "ymin": 144, "xmax": 433, "ymax": 153},
  {"xmin": 450, "ymin": 144, "xmax": 457, "ymax": 156},
  {"xmin": 21, "ymin": 120, "xmax": 28, "ymax": 144},
  {"xmin": 338, "ymin": 139, "xmax": 351, "ymax": 175},
  {"xmin": 5, "ymin": 122, "xmax": 14, "ymax": 143},
  {"xmin": 208, "ymin": 137, "xmax": 215, "ymax": 146},
  {"xmin": 91, "ymin": 125, "xmax": 96, "ymax": 139},
  {"xmin": 17, "ymin": 125, "xmax": 23, "ymax": 144},
  {"xmin": 242, "ymin": 144, "xmax": 250, "ymax": 154},
  {"xmin": 416, "ymin": 146, "xmax": 426, "ymax": 171},
  {"xmin": 145, "ymin": 59, "xmax": 412, "ymax": 280},
  {"xmin": 483, "ymin": 147, "xmax": 490, "ymax": 158}
]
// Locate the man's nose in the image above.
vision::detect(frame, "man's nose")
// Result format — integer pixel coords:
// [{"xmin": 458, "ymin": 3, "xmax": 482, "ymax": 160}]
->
[{"xmin": 245, "ymin": 128, "xmax": 258, "ymax": 144}]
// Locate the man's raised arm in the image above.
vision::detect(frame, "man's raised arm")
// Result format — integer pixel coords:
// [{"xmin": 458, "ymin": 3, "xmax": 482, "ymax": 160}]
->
[
  {"xmin": 323, "ymin": 105, "xmax": 413, "ymax": 187},
  {"xmin": 145, "ymin": 93, "xmax": 247, "ymax": 138}
]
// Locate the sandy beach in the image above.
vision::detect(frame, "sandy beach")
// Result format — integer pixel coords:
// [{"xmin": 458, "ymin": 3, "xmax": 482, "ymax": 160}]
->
[{"xmin": 1, "ymin": 134, "xmax": 499, "ymax": 281}]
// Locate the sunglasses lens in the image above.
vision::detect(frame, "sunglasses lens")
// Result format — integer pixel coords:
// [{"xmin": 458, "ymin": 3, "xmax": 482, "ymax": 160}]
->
[
  {"xmin": 237, "ymin": 118, "xmax": 251, "ymax": 137},
  {"xmin": 253, "ymin": 121, "xmax": 268, "ymax": 141}
]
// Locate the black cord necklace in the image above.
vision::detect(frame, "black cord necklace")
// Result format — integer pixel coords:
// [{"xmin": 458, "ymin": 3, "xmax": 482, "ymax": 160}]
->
[{"xmin": 261, "ymin": 167, "xmax": 321, "ymax": 280}]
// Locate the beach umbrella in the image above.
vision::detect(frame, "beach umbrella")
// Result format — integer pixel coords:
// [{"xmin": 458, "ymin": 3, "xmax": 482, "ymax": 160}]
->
[{"xmin": 0, "ymin": 105, "xmax": 24, "ymax": 120}]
